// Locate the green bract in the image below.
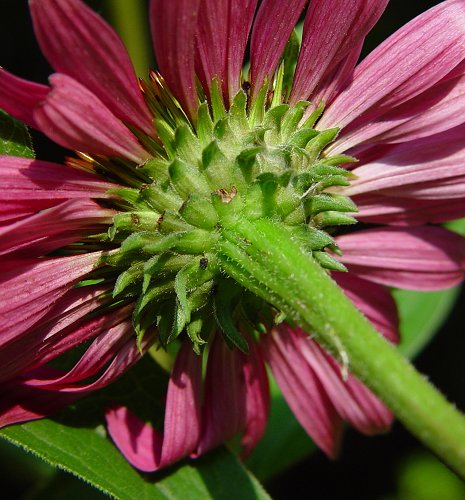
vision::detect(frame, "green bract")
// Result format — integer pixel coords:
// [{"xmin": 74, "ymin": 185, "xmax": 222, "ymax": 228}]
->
[{"xmin": 95, "ymin": 75, "xmax": 358, "ymax": 353}]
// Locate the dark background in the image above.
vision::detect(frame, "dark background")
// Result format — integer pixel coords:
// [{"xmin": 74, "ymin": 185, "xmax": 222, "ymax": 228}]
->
[{"xmin": 1, "ymin": 1, "xmax": 464, "ymax": 498}]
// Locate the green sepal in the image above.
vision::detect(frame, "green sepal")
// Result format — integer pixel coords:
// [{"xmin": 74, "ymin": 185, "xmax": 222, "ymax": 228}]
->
[
  {"xmin": 113, "ymin": 262, "xmax": 144, "ymax": 298},
  {"xmin": 107, "ymin": 232, "xmax": 162, "ymax": 265},
  {"xmin": 305, "ymin": 128, "xmax": 340, "ymax": 161},
  {"xmin": 229, "ymin": 90, "xmax": 249, "ymax": 134},
  {"xmin": 140, "ymin": 181, "xmax": 182, "ymax": 213},
  {"xmin": 288, "ymin": 225, "xmax": 336, "ymax": 252},
  {"xmin": 108, "ymin": 187, "xmax": 152, "ymax": 210},
  {"xmin": 313, "ymin": 251, "xmax": 347, "ymax": 272},
  {"xmin": 158, "ymin": 209, "xmax": 193, "ymax": 233},
  {"xmin": 140, "ymin": 157, "xmax": 170, "ymax": 180},
  {"xmin": 169, "ymin": 159, "xmax": 210, "ymax": 198},
  {"xmin": 154, "ymin": 118, "xmax": 175, "ymax": 158},
  {"xmin": 236, "ymin": 146, "xmax": 265, "ymax": 183},
  {"xmin": 306, "ymin": 193, "xmax": 358, "ymax": 216},
  {"xmin": 210, "ymin": 78, "xmax": 226, "ymax": 122},
  {"xmin": 302, "ymin": 101, "xmax": 325, "ymax": 129},
  {"xmin": 174, "ymin": 123, "xmax": 201, "ymax": 163},
  {"xmin": 281, "ymin": 29, "xmax": 300, "ymax": 98},
  {"xmin": 287, "ymin": 128, "xmax": 319, "ymax": 148},
  {"xmin": 108, "ymin": 211, "xmax": 159, "ymax": 240},
  {"xmin": 263, "ymin": 104, "xmax": 289, "ymax": 134},
  {"xmin": 186, "ymin": 313, "xmax": 208, "ymax": 354},
  {"xmin": 249, "ymin": 81, "xmax": 268, "ymax": 127},
  {"xmin": 180, "ymin": 194, "xmax": 219, "ymax": 229},
  {"xmin": 281, "ymin": 101, "xmax": 308, "ymax": 140},
  {"xmin": 213, "ymin": 281, "xmax": 249, "ymax": 353},
  {"xmin": 143, "ymin": 253, "xmax": 191, "ymax": 292},
  {"xmin": 319, "ymin": 154, "xmax": 358, "ymax": 167},
  {"xmin": 196, "ymin": 101, "xmax": 214, "ymax": 146},
  {"xmin": 313, "ymin": 211, "xmax": 358, "ymax": 227},
  {"xmin": 270, "ymin": 62, "xmax": 285, "ymax": 108},
  {"xmin": 143, "ymin": 229, "xmax": 216, "ymax": 255}
]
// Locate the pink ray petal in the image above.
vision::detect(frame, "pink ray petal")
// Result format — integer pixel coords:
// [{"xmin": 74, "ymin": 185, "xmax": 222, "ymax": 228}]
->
[
  {"xmin": 197, "ymin": 0, "xmax": 258, "ymax": 102},
  {"xmin": 0, "ymin": 69, "xmax": 48, "ymax": 128},
  {"xmin": 249, "ymin": 0, "xmax": 307, "ymax": 99},
  {"xmin": 0, "ymin": 286, "xmax": 113, "ymax": 383},
  {"xmin": 355, "ymin": 194, "xmax": 465, "ymax": 226},
  {"xmin": 150, "ymin": 0, "xmax": 201, "ymax": 119},
  {"xmin": 0, "ymin": 251, "xmax": 104, "ymax": 348},
  {"xmin": 285, "ymin": 326, "xmax": 393, "ymax": 435},
  {"xmin": 262, "ymin": 328, "xmax": 343, "ymax": 458},
  {"xmin": 240, "ymin": 338, "xmax": 270, "ymax": 457},
  {"xmin": 0, "ymin": 198, "xmax": 114, "ymax": 257},
  {"xmin": 333, "ymin": 273, "xmax": 399, "ymax": 343},
  {"xmin": 106, "ymin": 341, "xmax": 202, "ymax": 472},
  {"xmin": 29, "ymin": 0, "xmax": 154, "ymax": 135},
  {"xmin": 344, "ymin": 124, "xmax": 465, "ymax": 199},
  {"xmin": 290, "ymin": 0, "xmax": 388, "ymax": 105},
  {"xmin": 336, "ymin": 226, "xmax": 465, "ymax": 291},
  {"xmin": 304, "ymin": 40, "xmax": 364, "ymax": 118},
  {"xmin": 195, "ymin": 335, "xmax": 248, "ymax": 455},
  {"xmin": 333, "ymin": 68, "xmax": 465, "ymax": 151},
  {"xmin": 319, "ymin": 0, "xmax": 465, "ymax": 132},
  {"xmin": 33, "ymin": 74, "xmax": 150, "ymax": 163}
]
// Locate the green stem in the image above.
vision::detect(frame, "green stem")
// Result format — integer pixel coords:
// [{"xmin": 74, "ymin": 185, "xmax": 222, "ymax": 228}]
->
[
  {"xmin": 217, "ymin": 217, "xmax": 465, "ymax": 477},
  {"xmin": 105, "ymin": 0, "xmax": 153, "ymax": 76}
]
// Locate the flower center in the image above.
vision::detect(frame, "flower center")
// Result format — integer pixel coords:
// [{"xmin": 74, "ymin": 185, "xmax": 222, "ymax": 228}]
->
[{"xmin": 90, "ymin": 74, "xmax": 359, "ymax": 352}]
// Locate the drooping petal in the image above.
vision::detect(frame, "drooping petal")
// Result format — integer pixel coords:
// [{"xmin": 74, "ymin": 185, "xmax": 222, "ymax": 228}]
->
[
  {"xmin": 106, "ymin": 341, "xmax": 202, "ymax": 472},
  {"xmin": 0, "ymin": 286, "xmax": 113, "ymax": 383},
  {"xmin": 33, "ymin": 74, "xmax": 150, "ymax": 163},
  {"xmin": 336, "ymin": 226, "xmax": 465, "ymax": 290},
  {"xmin": 150, "ymin": 0, "xmax": 201, "ymax": 118},
  {"xmin": 290, "ymin": 0, "xmax": 388, "ymax": 104},
  {"xmin": 262, "ymin": 328, "xmax": 343, "ymax": 458},
  {"xmin": 29, "ymin": 0, "xmax": 154, "ymax": 135},
  {"xmin": 249, "ymin": 0, "xmax": 307, "ymax": 98},
  {"xmin": 195, "ymin": 335, "xmax": 248, "ymax": 455},
  {"xmin": 285, "ymin": 326, "xmax": 393, "ymax": 435},
  {"xmin": 355, "ymin": 194, "xmax": 465, "ymax": 226},
  {"xmin": 332, "ymin": 67, "xmax": 465, "ymax": 151},
  {"xmin": 319, "ymin": 0, "xmax": 465, "ymax": 132},
  {"xmin": 0, "ymin": 198, "xmax": 114, "ymax": 257},
  {"xmin": 333, "ymin": 273, "xmax": 399, "ymax": 343},
  {"xmin": 0, "ymin": 69, "xmax": 48, "ymax": 128},
  {"xmin": 240, "ymin": 339, "xmax": 270, "ymax": 457},
  {"xmin": 0, "ymin": 251, "xmax": 104, "ymax": 348},
  {"xmin": 196, "ymin": 0, "xmax": 258, "ymax": 102},
  {"xmin": 344, "ymin": 124, "xmax": 465, "ymax": 199}
]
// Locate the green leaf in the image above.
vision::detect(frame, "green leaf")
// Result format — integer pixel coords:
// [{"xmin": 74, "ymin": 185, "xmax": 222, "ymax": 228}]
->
[
  {"xmin": 0, "ymin": 356, "xmax": 270, "ymax": 499},
  {"xmin": 0, "ymin": 109, "xmax": 34, "ymax": 158}
]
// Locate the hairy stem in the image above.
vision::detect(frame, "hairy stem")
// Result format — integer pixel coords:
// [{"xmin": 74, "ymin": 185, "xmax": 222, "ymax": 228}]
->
[{"xmin": 217, "ymin": 217, "xmax": 465, "ymax": 477}]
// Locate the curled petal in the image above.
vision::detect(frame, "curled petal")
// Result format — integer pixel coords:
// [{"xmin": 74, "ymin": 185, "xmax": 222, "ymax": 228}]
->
[
  {"xmin": 0, "ymin": 251, "xmax": 104, "ymax": 348},
  {"xmin": 285, "ymin": 326, "xmax": 393, "ymax": 435},
  {"xmin": 333, "ymin": 273, "xmax": 399, "ymax": 343},
  {"xmin": 150, "ymin": 0, "xmax": 201, "ymax": 118},
  {"xmin": 344, "ymin": 124, "xmax": 465, "ymax": 199},
  {"xmin": 249, "ymin": 0, "xmax": 307, "ymax": 98},
  {"xmin": 320, "ymin": 0, "xmax": 465, "ymax": 132},
  {"xmin": 262, "ymin": 328, "xmax": 343, "ymax": 458},
  {"xmin": 290, "ymin": 0, "xmax": 388, "ymax": 104},
  {"xmin": 106, "ymin": 341, "xmax": 202, "ymax": 472},
  {"xmin": 34, "ymin": 74, "xmax": 150, "ymax": 163},
  {"xmin": 0, "ymin": 198, "xmax": 114, "ymax": 257},
  {"xmin": 29, "ymin": 0, "xmax": 154, "ymax": 135},
  {"xmin": 0, "ymin": 69, "xmax": 48, "ymax": 128},
  {"xmin": 336, "ymin": 226, "xmax": 465, "ymax": 290}
]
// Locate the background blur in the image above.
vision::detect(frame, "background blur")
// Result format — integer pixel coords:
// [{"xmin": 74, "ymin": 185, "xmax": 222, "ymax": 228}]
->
[{"xmin": 1, "ymin": 1, "xmax": 464, "ymax": 498}]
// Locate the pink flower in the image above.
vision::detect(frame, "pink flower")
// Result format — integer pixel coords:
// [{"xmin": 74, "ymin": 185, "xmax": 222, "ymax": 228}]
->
[{"xmin": 1, "ymin": 0, "xmax": 465, "ymax": 473}]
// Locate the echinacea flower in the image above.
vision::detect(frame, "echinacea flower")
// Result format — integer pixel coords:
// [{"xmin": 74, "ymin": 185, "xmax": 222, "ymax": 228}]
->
[{"xmin": 1, "ymin": 0, "xmax": 465, "ymax": 473}]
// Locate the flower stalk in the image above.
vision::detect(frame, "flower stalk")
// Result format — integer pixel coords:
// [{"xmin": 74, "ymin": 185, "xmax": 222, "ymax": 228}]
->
[{"xmin": 218, "ymin": 216, "xmax": 465, "ymax": 478}]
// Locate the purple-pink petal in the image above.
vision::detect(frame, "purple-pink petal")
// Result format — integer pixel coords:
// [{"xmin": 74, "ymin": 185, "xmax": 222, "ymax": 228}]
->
[
  {"xmin": 262, "ymin": 328, "xmax": 343, "ymax": 458},
  {"xmin": 106, "ymin": 341, "xmax": 202, "ymax": 472},
  {"xmin": 249, "ymin": 0, "xmax": 307, "ymax": 99},
  {"xmin": 0, "ymin": 198, "xmax": 114, "ymax": 257},
  {"xmin": 34, "ymin": 74, "xmax": 150, "ymax": 163},
  {"xmin": 320, "ymin": 0, "xmax": 465, "ymax": 132},
  {"xmin": 290, "ymin": 0, "xmax": 388, "ymax": 104},
  {"xmin": 150, "ymin": 0, "xmax": 201, "ymax": 119},
  {"xmin": 336, "ymin": 226, "xmax": 465, "ymax": 290},
  {"xmin": 333, "ymin": 273, "xmax": 399, "ymax": 343},
  {"xmin": 0, "ymin": 69, "xmax": 48, "ymax": 129},
  {"xmin": 29, "ymin": 0, "xmax": 154, "ymax": 135}
]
